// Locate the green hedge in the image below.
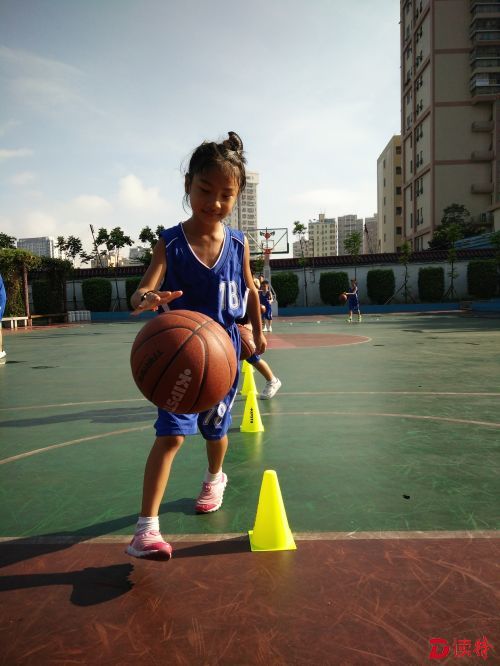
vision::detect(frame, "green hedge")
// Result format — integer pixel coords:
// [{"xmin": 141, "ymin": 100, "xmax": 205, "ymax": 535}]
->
[
  {"xmin": 272, "ymin": 272, "xmax": 299, "ymax": 307},
  {"xmin": 418, "ymin": 266, "xmax": 445, "ymax": 302},
  {"xmin": 467, "ymin": 259, "xmax": 498, "ymax": 299},
  {"xmin": 82, "ymin": 278, "xmax": 112, "ymax": 311},
  {"xmin": 319, "ymin": 271, "xmax": 349, "ymax": 306},
  {"xmin": 418, "ymin": 266, "xmax": 444, "ymax": 303},
  {"xmin": 32, "ymin": 280, "xmax": 65, "ymax": 314},
  {"xmin": 125, "ymin": 277, "xmax": 143, "ymax": 310},
  {"xmin": 367, "ymin": 269, "xmax": 395, "ymax": 304}
]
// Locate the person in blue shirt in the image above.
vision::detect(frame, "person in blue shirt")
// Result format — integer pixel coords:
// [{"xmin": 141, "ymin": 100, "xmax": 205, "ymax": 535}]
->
[
  {"xmin": 127, "ymin": 132, "xmax": 266, "ymax": 560},
  {"xmin": 344, "ymin": 278, "xmax": 362, "ymax": 323},
  {"xmin": 259, "ymin": 279, "xmax": 273, "ymax": 332},
  {"xmin": 0, "ymin": 274, "xmax": 6, "ymax": 362}
]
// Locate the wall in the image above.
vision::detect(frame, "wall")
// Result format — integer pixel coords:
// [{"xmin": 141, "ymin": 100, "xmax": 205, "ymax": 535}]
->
[{"xmin": 60, "ymin": 253, "xmax": 494, "ymax": 311}]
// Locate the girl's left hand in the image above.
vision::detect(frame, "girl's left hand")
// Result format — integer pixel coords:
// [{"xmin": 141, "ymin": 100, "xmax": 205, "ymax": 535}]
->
[
  {"xmin": 131, "ymin": 290, "xmax": 183, "ymax": 315},
  {"xmin": 254, "ymin": 331, "xmax": 267, "ymax": 355}
]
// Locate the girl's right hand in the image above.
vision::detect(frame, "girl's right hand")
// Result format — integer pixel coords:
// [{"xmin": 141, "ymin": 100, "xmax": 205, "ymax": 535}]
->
[{"xmin": 131, "ymin": 290, "xmax": 183, "ymax": 316}]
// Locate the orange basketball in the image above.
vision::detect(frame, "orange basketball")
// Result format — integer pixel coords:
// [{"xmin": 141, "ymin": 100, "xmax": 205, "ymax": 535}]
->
[
  {"xmin": 131, "ymin": 310, "xmax": 237, "ymax": 413},
  {"xmin": 339, "ymin": 293, "xmax": 347, "ymax": 303},
  {"xmin": 238, "ymin": 324, "xmax": 256, "ymax": 361}
]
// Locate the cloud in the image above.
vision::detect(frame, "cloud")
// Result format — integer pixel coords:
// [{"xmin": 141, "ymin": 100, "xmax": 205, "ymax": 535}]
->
[
  {"xmin": 0, "ymin": 46, "xmax": 103, "ymax": 117},
  {"xmin": 71, "ymin": 195, "xmax": 113, "ymax": 215},
  {"xmin": 9, "ymin": 171, "xmax": 37, "ymax": 186},
  {"xmin": 0, "ymin": 120, "xmax": 20, "ymax": 137},
  {"xmin": 290, "ymin": 185, "xmax": 376, "ymax": 219},
  {"xmin": 118, "ymin": 174, "xmax": 169, "ymax": 213},
  {"xmin": 0, "ymin": 148, "xmax": 33, "ymax": 161}
]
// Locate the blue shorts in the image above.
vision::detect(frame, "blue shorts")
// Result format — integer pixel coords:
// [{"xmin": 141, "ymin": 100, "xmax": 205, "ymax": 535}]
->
[
  {"xmin": 348, "ymin": 297, "xmax": 359, "ymax": 310},
  {"xmin": 154, "ymin": 323, "xmax": 241, "ymax": 440},
  {"xmin": 247, "ymin": 353, "xmax": 260, "ymax": 365}
]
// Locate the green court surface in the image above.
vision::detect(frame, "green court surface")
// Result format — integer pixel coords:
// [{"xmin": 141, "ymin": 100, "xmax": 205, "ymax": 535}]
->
[
  {"xmin": 1, "ymin": 313, "xmax": 499, "ymax": 665},
  {"xmin": 0, "ymin": 313, "xmax": 499, "ymax": 539}
]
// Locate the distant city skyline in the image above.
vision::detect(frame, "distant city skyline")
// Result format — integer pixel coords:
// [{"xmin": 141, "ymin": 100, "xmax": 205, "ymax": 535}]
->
[{"xmin": 0, "ymin": 1, "xmax": 401, "ymax": 258}]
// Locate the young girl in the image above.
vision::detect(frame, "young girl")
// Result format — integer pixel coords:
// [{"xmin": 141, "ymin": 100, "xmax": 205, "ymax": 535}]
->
[
  {"xmin": 260, "ymin": 279, "xmax": 273, "ymax": 332},
  {"xmin": 127, "ymin": 132, "xmax": 265, "ymax": 560},
  {"xmin": 344, "ymin": 278, "xmax": 362, "ymax": 323}
]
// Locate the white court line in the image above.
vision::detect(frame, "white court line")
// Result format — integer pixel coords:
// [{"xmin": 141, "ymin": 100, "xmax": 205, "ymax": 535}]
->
[
  {"xmin": 1, "ymin": 390, "xmax": 500, "ymax": 413},
  {"xmin": 0, "ymin": 530, "xmax": 499, "ymax": 544},
  {"xmin": 0, "ymin": 425, "xmax": 151, "ymax": 465},
  {"xmin": 0, "ymin": 408, "xmax": 499, "ymax": 466}
]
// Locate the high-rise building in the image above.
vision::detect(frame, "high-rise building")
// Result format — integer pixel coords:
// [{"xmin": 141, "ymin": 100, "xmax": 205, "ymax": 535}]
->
[
  {"xmin": 17, "ymin": 236, "xmax": 55, "ymax": 258},
  {"xmin": 226, "ymin": 171, "xmax": 259, "ymax": 253},
  {"xmin": 377, "ymin": 136, "xmax": 403, "ymax": 252},
  {"xmin": 337, "ymin": 214, "xmax": 364, "ymax": 255},
  {"xmin": 401, "ymin": 0, "xmax": 499, "ymax": 250},
  {"xmin": 306, "ymin": 214, "xmax": 338, "ymax": 257},
  {"xmin": 363, "ymin": 214, "xmax": 379, "ymax": 254}
]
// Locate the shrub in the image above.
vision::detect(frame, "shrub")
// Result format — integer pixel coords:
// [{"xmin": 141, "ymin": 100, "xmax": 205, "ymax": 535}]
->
[
  {"xmin": 418, "ymin": 266, "xmax": 445, "ymax": 302},
  {"xmin": 271, "ymin": 272, "xmax": 299, "ymax": 307},
  {"xmin": 125, "ymin": 277, "xmax": 143, "ymax": 310},
  {"xmin": 82, "ymin": 278, "xmax": 112, "ymax": 311},
  {"xmin": 32, "ymin": 280, "xmax": 65, "ymax": 314},
  {"xmin": 367, "ymin": 269, "xmax": 395, "ymax": 304},
  {"xmin": 319, "ymin": 271, "xmax": 349, "ymax": 306},
  {"xmin": 467, "ymin": 259, "xmax": 498, "ymax": 299},
  {"xmin": 0, "ymin": 248, "xmax": 41, "ymax": 316}
]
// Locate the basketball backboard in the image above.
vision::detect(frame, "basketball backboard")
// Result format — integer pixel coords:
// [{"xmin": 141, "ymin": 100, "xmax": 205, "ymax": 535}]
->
[{"xmin": 247, "ymin": 227, "xmax": 289, "ymax": 256}]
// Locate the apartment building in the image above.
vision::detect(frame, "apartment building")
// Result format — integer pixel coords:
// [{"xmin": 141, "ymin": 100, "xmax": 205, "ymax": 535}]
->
[
  {"xmin": 401, "ymin": 0, "xmax": 499, "ymax": 250},
  {"xmin": 363, "ymin": 214, "xmax": 379, "ymax": 254},
  {"xmin": 377, "ymin": 136, "xmax": 403, "ymax": 252},
  {"xmin": 17, "ymin": 236, "xmax": 55, "ymax": 258},
  {"xmin": 337, "ymin": 214, "xmax": 364, "ymax": 255},
  {"xmin": 226, "ymin": 171, "xmax": 259, "ymax": 253}
]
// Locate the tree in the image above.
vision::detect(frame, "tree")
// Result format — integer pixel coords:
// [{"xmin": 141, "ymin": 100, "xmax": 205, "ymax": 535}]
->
[
  {"xmin": 138, "ymin": 225, "xmax": 164, "ymax": 265},
  {"xmin": 55, "ymin": 236, "xmax": 68, "ymax": 259},
  {"xmin": 344, "ymin": 231, "xmax": 362, "ymax": 278},
  {"xmin": 428, "ymin": 204, "xmax": 479, "ymax": 250},
  {"xmin": 95, "ymin": 227, "xmax": 133, "ymax": 266},
  {"xmin": 0, "ymin": 233, "xmax": 16, "ymax": 249}
]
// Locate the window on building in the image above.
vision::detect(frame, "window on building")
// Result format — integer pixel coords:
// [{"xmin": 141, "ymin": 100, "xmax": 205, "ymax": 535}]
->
[
  {"xmin": 396, "ymin": 166, "xmax": 402, "ymax": 174},
  {"xmin": 396, "ymin": 146, "xmax": 402, "ymax": 154},
  {"xmin": 396, "ymin": 186, "xmax": 402, "ymax": 195},
  {"xmin": 396, "ymin": 227, "xmax": 402, "ymax": 235},
  {"xmin": 396, "ymin": 207, "xmax": 402, "ymax": 216}
]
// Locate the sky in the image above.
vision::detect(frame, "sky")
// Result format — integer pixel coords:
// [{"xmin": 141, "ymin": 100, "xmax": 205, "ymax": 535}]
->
[{"xmin": 0, "ymin": 0, "xmax": 401, "ymax": 260}]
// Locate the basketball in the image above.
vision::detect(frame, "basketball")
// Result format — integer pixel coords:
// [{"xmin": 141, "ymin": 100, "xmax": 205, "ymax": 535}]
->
[
  {"xmin": 131, "ymin": 310, "xmax": 237, "ymax": 413},
  {"xmin": 238, "ymin": 324, "xmax": 256, "ymax": 361},
  {"xmin": 339, "ymin": 293, "xmax": 347, "ymax": 303}
]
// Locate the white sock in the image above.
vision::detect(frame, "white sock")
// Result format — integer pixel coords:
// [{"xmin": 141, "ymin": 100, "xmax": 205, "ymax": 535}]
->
[
  {"xmin": 204, "ymin": 469, "xmax": 222, "ymax": 483},
  {"xmin": 136, "ymin": 516, "xmax": 160, "ymax": 534}
]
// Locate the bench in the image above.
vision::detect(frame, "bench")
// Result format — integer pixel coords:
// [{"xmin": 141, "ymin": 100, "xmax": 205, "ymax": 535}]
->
[{"xmin": 1, "ymin": 316, "xmax": 30, "ymax": 329}]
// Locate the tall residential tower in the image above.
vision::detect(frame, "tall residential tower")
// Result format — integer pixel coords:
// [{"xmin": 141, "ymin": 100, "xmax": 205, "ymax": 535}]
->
[{"xmin": 401, "ymin": 0, "xmax": 499, "ymax": 249}]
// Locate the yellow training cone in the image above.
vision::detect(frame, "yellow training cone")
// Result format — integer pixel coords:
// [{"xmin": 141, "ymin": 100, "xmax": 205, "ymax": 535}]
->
[
  {"xmin": 240, "ymin": 364, "xmax": 257, "ymax": 396},
  {"xmin": 248, "ymin": 470, "xmax": 296, "ymax": 552},
  {"xmin": 240, "ymin": 389, "xmax": 264, "ymax": 433},
  {"xmin": 242, "ymin": 360, "xmax": 253, "ymax": 374}
]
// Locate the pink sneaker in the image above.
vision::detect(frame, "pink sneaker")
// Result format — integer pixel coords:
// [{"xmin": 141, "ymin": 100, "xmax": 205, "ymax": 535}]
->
[
  {"xmin": 126, "ymin": 530, "xmax": 172, "ymax": 561},
  {"xmin": 195, "ymin": 473, "xmax": 228, "ymax": 513}
]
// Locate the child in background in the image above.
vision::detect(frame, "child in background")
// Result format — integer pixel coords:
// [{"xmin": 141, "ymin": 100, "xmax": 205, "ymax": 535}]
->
[
  {"xmin": 344, "ymin": 278, "xmax": 362, "ymax": 323},
  {"xmin": 127, "ymin": 131, "xmax": 265, "ymax": 561},
  {"xmin": 237, "ymin": 310, "xmax": 282, "ymax": 399},
  {"xmin": 260, "ymin": 279, "xmax": 273, "ymax": 332}
]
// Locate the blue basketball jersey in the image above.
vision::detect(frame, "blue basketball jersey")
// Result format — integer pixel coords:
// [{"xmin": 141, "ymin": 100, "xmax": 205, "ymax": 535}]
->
[{"xmin": 159, "ymin": 223, "xmax": 248, "ymax": 328}]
